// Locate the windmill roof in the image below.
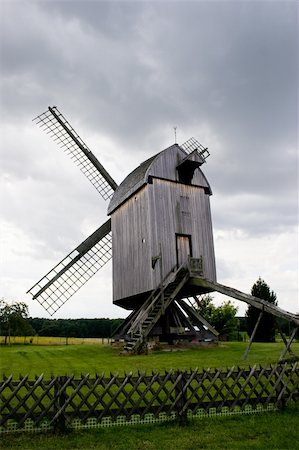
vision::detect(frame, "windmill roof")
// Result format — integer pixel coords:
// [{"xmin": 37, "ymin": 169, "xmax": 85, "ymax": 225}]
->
[
  {"xmin": 108, "ymin": 145, "xmax": 178, "ymax": 215},
  {"xmin": 108, "ymin": 143, "xmax": 211, "ymax": 214}
]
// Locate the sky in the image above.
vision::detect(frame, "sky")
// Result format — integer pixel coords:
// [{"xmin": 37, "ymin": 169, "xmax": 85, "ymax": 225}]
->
[{"xmin": 0, "ymin": 0, "xmax": 298, "ymax": 320}]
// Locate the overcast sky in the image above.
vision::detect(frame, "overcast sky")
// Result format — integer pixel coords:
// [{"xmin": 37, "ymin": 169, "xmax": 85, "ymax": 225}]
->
[{"xmin": 1, "ymin": 1, "xmax": 298, "ymax": 320}]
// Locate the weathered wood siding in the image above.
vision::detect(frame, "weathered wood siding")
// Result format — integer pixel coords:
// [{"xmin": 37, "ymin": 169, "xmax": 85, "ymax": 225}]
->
[
  {"xmin": 149, "ymin": 179, "xmax": 216, "ymax": 288},
  {"xmin": 111, "ymin": 145, "xmax": 216, "ymax": 304},
  {"xmin": 148, "ymin": 145, "xmax": 211, "ymax": 191},
  {"xmin": 111, "ymin": 186, "xmax": 153, "ymax": 302}
]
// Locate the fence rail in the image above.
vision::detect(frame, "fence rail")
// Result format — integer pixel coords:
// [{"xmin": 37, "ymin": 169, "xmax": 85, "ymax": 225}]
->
[{"xmin": 0, "ymin": 362, "xmax": 298, "ymax": 434}]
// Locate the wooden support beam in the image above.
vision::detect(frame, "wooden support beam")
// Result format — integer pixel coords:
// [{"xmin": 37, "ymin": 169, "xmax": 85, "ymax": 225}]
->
[
  {"xmin": 279, "ymin": 327, "xmax": 298, "ymax": 361},
  {"xmin": 177, "ymin": 298, "xmax": 219, "ymax": 337},
  {"xmin": 112, "ymin": 308, "xmax": 140, "ymax": 339},
  {"xmin": 172, "ymin": 302, "xmax": 197, "ymax": 333},
  {"xmin": 243, "ymin": 310, "xmax": 263, "ymax": 361},
  {"xmin": 189, "ymin": 276, "xmax": 299, "ymax": 326},
  {"xmin": 276, "ymin": 321, "xmax": 291, "ymax": 352}
]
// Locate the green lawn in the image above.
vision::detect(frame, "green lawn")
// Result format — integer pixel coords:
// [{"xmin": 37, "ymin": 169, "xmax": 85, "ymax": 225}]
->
[
  {"xmin": 1, "ymin": 341, "xmax": 298, "ymax": 378},
  {"xmin": 1, "ymin": 341, "xmax": 298, "ymax": 449},
  {"xmin": 1, "ymin": 407, "xmax": 298, "ymax": 449}
]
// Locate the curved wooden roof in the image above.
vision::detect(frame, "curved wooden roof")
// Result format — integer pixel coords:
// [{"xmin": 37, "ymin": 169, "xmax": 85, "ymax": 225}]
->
[{"xmin": 108, "ymin": 144, "xmax": 211, "ymax": 215}]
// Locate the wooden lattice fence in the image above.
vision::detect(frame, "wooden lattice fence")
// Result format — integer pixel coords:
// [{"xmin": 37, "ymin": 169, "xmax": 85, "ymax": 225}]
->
[{"xmin": 0, "ymin": 362, "xmax": 298, "ymax": 434}]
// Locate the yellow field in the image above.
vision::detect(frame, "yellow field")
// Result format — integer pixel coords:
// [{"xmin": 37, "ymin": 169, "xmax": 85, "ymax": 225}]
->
[{"xmin": 0, "ymin": 335, "xmax": 110, "ymax": 345}]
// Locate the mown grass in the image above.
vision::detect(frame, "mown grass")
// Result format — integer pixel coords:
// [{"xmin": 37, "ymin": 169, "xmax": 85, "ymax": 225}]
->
[
  {"xmin": 0, "ymin": 341, "xmax": 298, "ymax": 378},
  {"xmin": 0, "ymin": 335, "xmax": 110, "ymax": 346},
  {"xmin": 1, "ymin": 341, "xmax": 298, "ymax": 449},
  {"xmin": 1, "ymin": 407, "xmax": 298, "ymax": 449}
]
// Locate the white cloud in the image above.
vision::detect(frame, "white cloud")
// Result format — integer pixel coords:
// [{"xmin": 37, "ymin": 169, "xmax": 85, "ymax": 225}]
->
[{"xmin": 214, "ymin": 227, "xmax": 298, "ymax": 314}]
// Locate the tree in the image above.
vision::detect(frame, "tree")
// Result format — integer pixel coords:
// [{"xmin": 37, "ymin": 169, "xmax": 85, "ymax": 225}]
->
[
  {"xmin": 196, "ymin": 295, "xmax": 239, "ymax": 340},
  {"xmin": 210, "ymin": 301, "xmax": 239, "ymax": 340},
  {"xmin": 30, "ymin": 317, "xmax": 125, "ymax": 338},
  {"xmin": 0, "ymin": 300, "xmax": 35, "ymax": 344},
  {"xmin": 196, "ymin": 294, "xmax": 215, "ymax": 323},
  {"xmin": 246, "ymin": 278, "xmax": 277, "ymax": 342}
]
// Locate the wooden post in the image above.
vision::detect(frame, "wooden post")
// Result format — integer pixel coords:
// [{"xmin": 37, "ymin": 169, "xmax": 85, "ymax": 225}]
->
[
  {"xmin": 243, "ymin": 311, "xmax": 263, "ymax": 360},
  {"xmin": 54, "ymin": 376, "xmax": 67, "ymax": 433},
  {"xmin": 276, "ymin": 321, "xmax": 289, "ymax": 349},
  {"xmin": 275, "ymin": 364, "xmax": 286, "ymax": 410},
  {"xmin": 279, "ymin": 327, "xmax": 298, "ymax": 361},
  {"xmin": 175, "ymin": 371, "xmax": 188, "ymax": 426}
]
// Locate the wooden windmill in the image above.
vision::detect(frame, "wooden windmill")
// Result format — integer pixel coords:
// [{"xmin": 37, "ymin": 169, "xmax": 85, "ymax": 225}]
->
[{"xmin": 28, "ymin": 107, "xmax": 299, "ymax": 356}]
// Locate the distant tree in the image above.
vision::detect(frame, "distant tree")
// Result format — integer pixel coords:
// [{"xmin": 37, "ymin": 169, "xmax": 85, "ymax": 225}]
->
[
  {"xmin": 39, "ymin": 322, "xmax": 61, "ymax": 337},
  {"xmin": 236, "ymin": 316, "xmax": 247, "ymax": 333},
  {"xmin": 111, "ymin": 318, "xmax": 124, "ymax": 336},
  {"xmin": 30, "ymin": 317, "xmax": 125, "ymax": 338},
  {"xmin": 246, "ymin": 278, "xmax": 277, "ymax": 342},
  {"xmin": 0, "ymin": 300, "xmax": 35, "ymax": 344},
  {"xmin": 196, "ymin": 296, "xmax": 239, "ymax": 340},
  {"xmin": 196, "ymin": 294, "xmax": 215, "ymax": 323},
  {"xmin": 28, "ymin": 317, "xmax": 45, "ymax": 335},
  {"xmin": 210, "ymin": 301, "xmax": 239, "ymax": 340}
]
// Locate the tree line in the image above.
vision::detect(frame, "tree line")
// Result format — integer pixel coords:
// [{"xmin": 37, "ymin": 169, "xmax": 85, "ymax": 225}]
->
[
  {"xmin": 0, "ymin": 278, "xmax": 295, "ymax": 344},
  {"xmin": 0, "ymin": 299, "xmax": 124, "ymax": 342},
  {"xmin": 28, "ymin": 317, "xmax": 124, "ymax": 339}
]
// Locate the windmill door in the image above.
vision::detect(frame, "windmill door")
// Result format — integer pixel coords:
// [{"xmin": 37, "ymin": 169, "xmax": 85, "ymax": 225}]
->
[{"xmin": 176, "ymin": 234, "xmax": 191, "ymax": 268}]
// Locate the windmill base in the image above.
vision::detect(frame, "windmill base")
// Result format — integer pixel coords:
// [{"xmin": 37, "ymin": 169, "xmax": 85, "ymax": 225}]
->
[
  {"xmin": 115, "ymin": 334, "xmax": 218, "ymax": 355},
  {"xmin": 113, "ymin": 265, "xmax": 299, "ymax": 356}
]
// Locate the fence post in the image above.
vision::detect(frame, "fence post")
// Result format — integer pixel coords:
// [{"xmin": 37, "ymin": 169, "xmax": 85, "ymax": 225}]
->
[
  {"xmin": 54, "ymin": 376, "xmax": 67, "ymax": 433},
  {"xmin": 275, "ymin": 365, "xmax": 286, "ymax": 410},
  {"xmin": 175, "ymin": 371, "xmax": 188, "ymax": 426}
]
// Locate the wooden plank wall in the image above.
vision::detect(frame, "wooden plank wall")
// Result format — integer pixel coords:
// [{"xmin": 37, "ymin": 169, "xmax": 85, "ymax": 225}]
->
[
  {"xmin": 111, "ymin": 186, "xmax": 153, "ymax": 302},
  {"xmin": 149, "ymin": 179, "xmax": 216, "ymax": 288},
  {"xmin": 112, "ymin": 181, "xmax": 216, "ymax": 303},
  {"xmin": 147, "ymin": 145, "xmax": 211, "ymax": 190},
  {"xmin": 111, "ymin": 146, "xmax": 216, "ymax": 304}
]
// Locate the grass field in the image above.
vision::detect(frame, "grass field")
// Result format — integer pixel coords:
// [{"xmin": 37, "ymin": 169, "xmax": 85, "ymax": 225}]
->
[
  {"xmin": 1, "ymin": 340, "xmax": 298, "ymax": 378},
  {"xmin": 1, "ymin": 341, "xmax": 298, "ymax": 449},
  {"xmin": 1, "ymin": 407, "xmax": 298, "ymax": 449},
  {"xmin": 0, "ymin": 335, "xmax": 111, "ymax": 346}
]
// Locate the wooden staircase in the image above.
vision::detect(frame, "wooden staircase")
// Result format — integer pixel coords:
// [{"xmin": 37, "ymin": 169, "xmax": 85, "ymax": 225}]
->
[{"xmin": 123, "ymin": 265, "xmax": 189, "ymax": 353}]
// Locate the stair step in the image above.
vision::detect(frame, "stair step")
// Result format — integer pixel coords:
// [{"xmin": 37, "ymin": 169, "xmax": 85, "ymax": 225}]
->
[
  {"xmin": 127, "ymin": 338, "xmax": 138, "ymax": 344},
  {"xmin": 126, "ymin": 341, "xmax": 137, "ymax": 346},
  {"xmin": 124, "ymin": 268, "xmax": 189, "ymax": 353}
]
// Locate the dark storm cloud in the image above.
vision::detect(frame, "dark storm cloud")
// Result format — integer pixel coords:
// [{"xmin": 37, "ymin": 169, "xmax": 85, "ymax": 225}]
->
[
  {"xmin": 1, "ymin": 1, "xmax": 297, "ymax": 231},
  {"xmin": 2, "ymin": 2, "xmax": 297, "ymax": 140},
  {"xmin": 1, "ymin": 1, "xmax": 297, "ymax": 316}
]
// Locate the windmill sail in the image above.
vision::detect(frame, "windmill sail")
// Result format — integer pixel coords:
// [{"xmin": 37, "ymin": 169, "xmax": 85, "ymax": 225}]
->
[
  {"xmin": 181, "ymin": 137, "xmax": 210, "ymax": 161},
  {"xmin": 33, "ymin": 106, "xmax": 118, "ymax": 200},
  {"xmin": 27, "ymin": 219, "xmax": 112, "ymax": 315}
]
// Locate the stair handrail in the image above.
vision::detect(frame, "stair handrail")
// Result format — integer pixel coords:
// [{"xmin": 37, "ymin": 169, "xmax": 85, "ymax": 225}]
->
[
  {"xmin": 112, "ymin": 307, "xmax": 140, "ymax": 339},
  {"xmin": 128, "ymin": 263, "xmax": 188, "ymax": 336}
]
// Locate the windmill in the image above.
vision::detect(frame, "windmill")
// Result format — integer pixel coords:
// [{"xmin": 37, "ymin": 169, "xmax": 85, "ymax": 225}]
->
[{"xmin": 28, "ymin": 107, "xmax": 299, "ymax": 356}]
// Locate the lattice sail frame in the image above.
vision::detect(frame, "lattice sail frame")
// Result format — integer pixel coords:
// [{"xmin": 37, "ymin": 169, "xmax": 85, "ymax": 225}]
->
[
  {"xmin": 181, "ymin": 137, "xmax": 210, "ymax": 161},
  {"xmin": 27, "ymin": 107, "xmax": 119, "ymax": 315},
  {"xmin": 33, "ymin": 107, "xmax": 117, "ymax": 200},
  {"xmin": 27, "ymin": 221, "xmax": 112, "ymax": 315}
]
